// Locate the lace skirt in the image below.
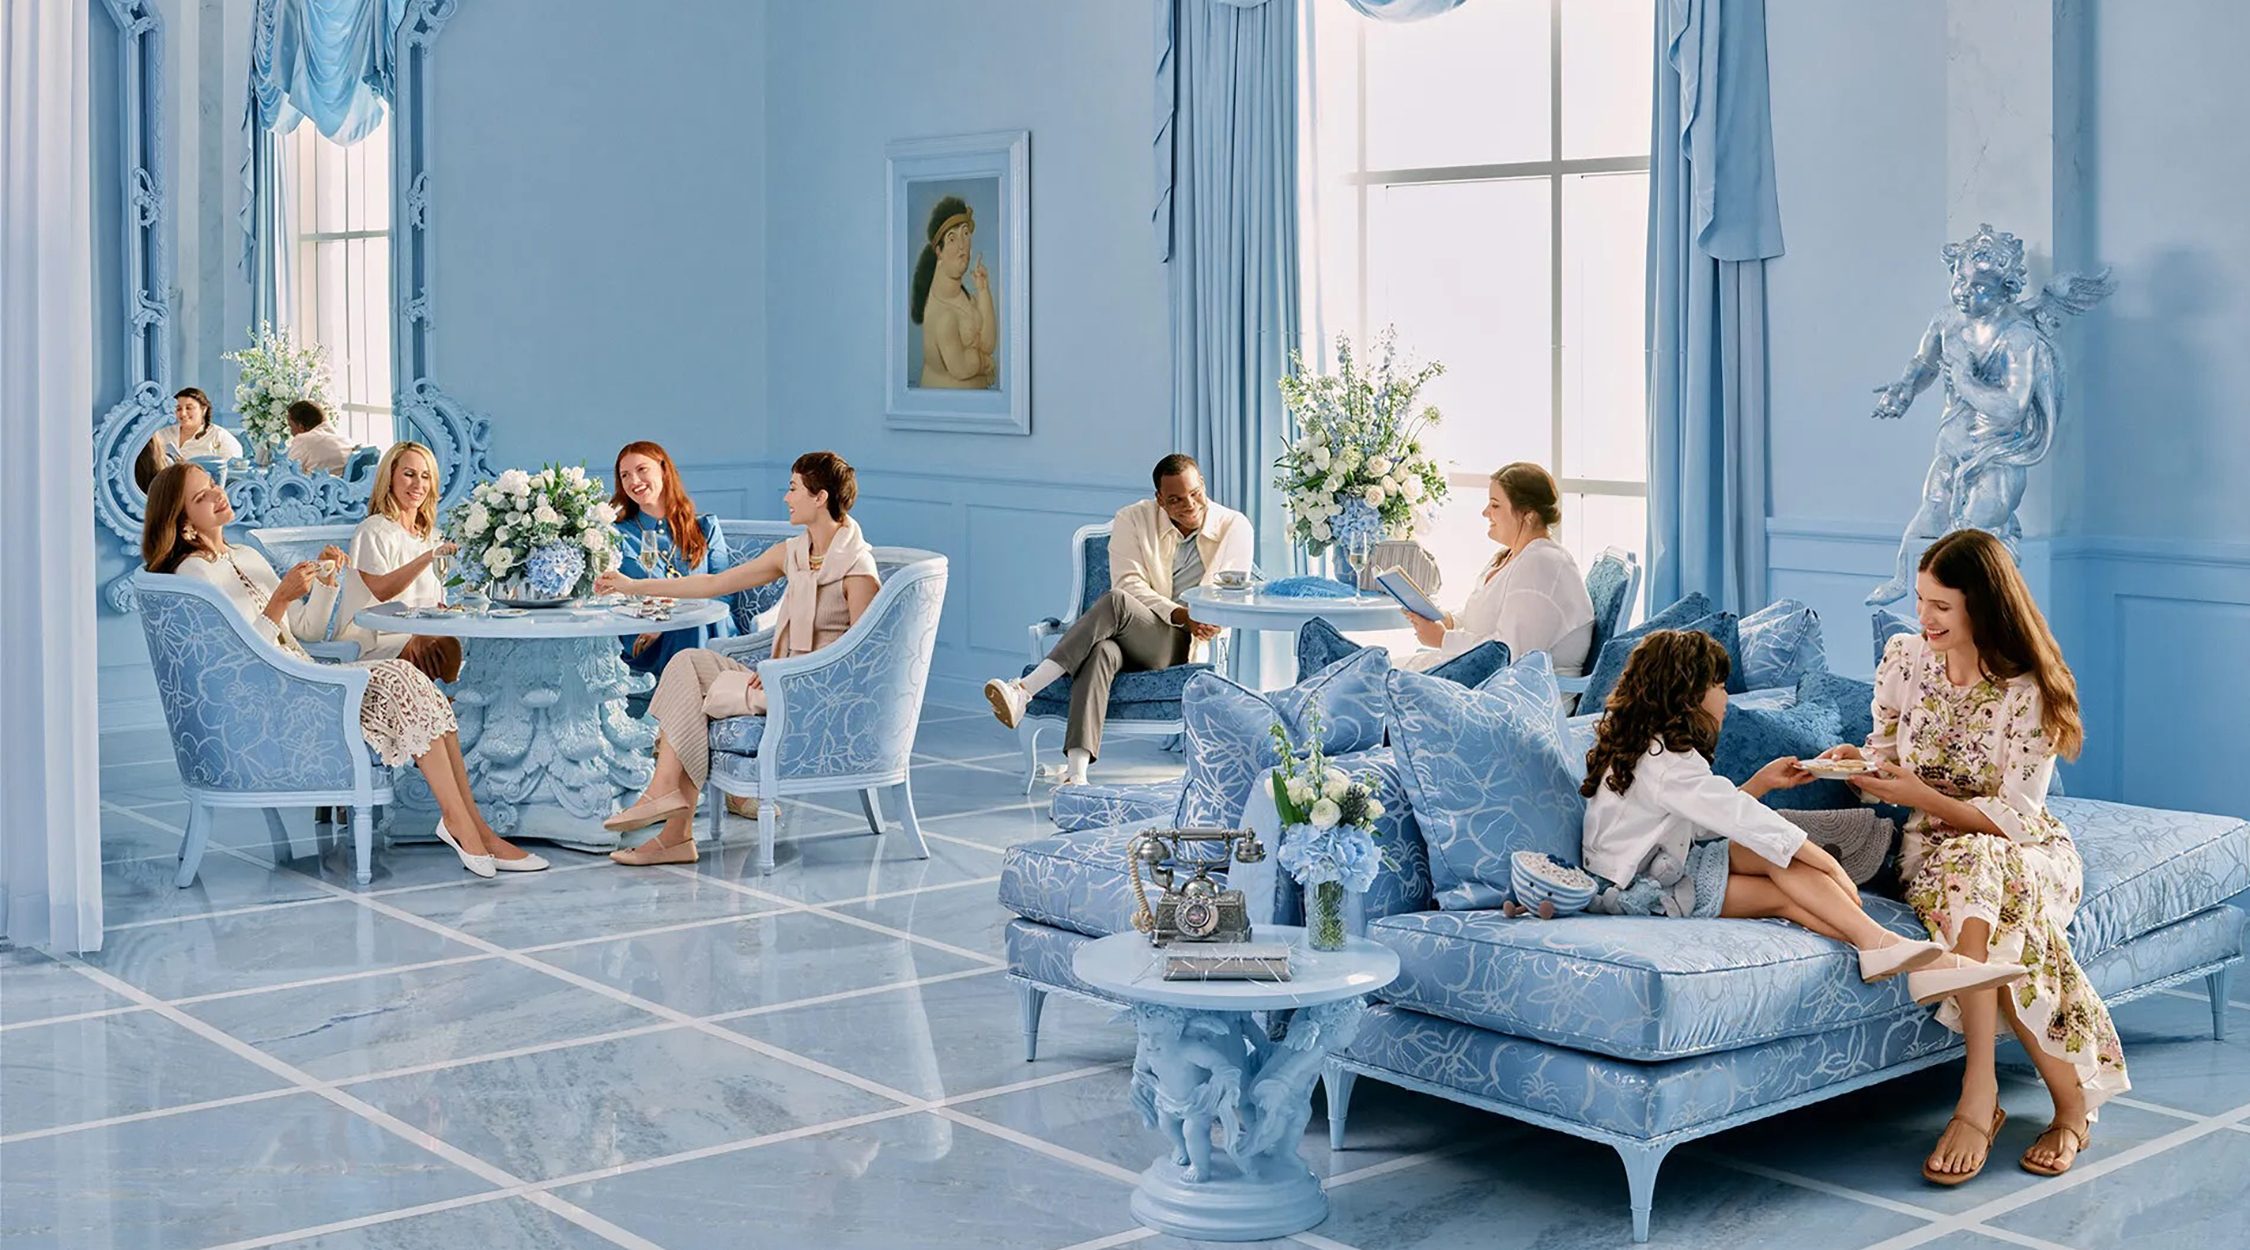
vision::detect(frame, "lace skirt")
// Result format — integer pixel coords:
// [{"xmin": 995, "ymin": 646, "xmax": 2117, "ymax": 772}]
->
[{"xmin": 356, "ymin": 658, "xmax": 458, "ymax": 767}]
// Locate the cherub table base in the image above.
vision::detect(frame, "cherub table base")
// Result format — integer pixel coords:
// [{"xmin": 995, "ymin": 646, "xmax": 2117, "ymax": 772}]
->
[{"xmin": 1125, "ymin": 999, "xmax": 1365, "ymax": 1242}]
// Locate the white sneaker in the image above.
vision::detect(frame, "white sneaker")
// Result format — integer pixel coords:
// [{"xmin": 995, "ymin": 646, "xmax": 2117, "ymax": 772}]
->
[
  {"xmin": 985, "ymin": 678, "xmax": 1028, "ymax": 729},
  {"xmin": 1908, "ymin": 955, "xmax": 2030, "ymax": 1005}
]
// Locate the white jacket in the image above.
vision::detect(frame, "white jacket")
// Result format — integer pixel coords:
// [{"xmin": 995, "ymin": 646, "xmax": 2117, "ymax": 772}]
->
[
  {"xmin": 1107, "ymin": 496, "xmax": 1253, "ymax": 659},
  {"xmin": 1581, "ymin": 747, "xmax": 1806, "ymax": 887}
]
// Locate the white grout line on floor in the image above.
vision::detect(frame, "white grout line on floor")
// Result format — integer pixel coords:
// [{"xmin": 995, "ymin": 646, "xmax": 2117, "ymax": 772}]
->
[
  {"xmin": 1960, "ymin": 1225, "xmax": 2089, "ymax": 1250},
  {"xmin": 1855, "ymin": 1096, "xmax": 2250, "ymax": 1250},
  {"xmin": 49, "ymin": 955, "xmax": 654, "ymax": 1250},
  {"xmin": 2156, "ymin": 984, "xmax": 2250, "ymax": 1012},
  {"xmin": 1322, "ymin": 1138, "xmax": 1486, "ymax": 1189},
  {"xmin": 701, "ymin": 966, "xmax": 1003, "ymax": 1025},
  {"xmin": 2105, "ymin": 1094, "xmax": 2209, "ymax": 1124},
  {"xmin": 1293, "ymin": 1233, "xmax": 1371, "ymax": 1250},
  {"xmin": 0, "ymin": 1086, "xmax": 305, "ymax": 1146},
  {"xmin": 933, "ymin": 1105, "xmax": 1141, "ymax": 1184},
  {"xmin": 1694, "ymin": 1150, "xmax": 1947, "ymax": 1223},
  {"xmin": 648, "ymin": 863, "xmax": 1006, "ymax": 968},
  {"xmin": 1047, "ymin": 1231, "xmax": 1158, "ymax": 1250},
  {"xmin": 0, "ymin": 1002, "xmax": 150, "ymax": 1033}
]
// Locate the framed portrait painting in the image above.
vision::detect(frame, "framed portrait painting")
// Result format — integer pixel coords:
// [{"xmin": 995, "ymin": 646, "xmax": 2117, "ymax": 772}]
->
[{"xmin": 886, "ymin": 130, "xmax": 1030, "ymax": 435}]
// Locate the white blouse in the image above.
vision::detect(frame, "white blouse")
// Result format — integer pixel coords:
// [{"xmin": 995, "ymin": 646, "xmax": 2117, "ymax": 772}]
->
[
  {"xmin": 154, "ymin": 424, "xmax": 246, "ymax": 463},
  {"xmin": 286, "ymin": 426, "xmax": 357, "ymax": 474},
  {"xmin": 1401, "ymin": 537, "xmax": 1596, "ymax": 677},
  {"xmin": 1581, "ymin": 747, "xmax": 1806, "ymax": 887},
  {"xmin": 172, "ymin": 546, "xmax": 338, "ymax": 655},
  {"xmin": 338, "ymin": 514, "xmax": 445, "ymax": 660}
]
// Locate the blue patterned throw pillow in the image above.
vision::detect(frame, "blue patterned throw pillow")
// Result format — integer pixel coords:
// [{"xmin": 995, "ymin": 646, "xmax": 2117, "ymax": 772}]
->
[
  {"xmin": 1712, "ymin": 701, "xmax": 1853, "ymax": 811},
  {"xmin": 1387, "ymin": 654, "xmax": 1586, "ymax": 911},
  {"xmin": 1795, "ymin": 670, "xmax": 1876, "ymax": 750},
  {"xmin": 1294, "ymin": 618, "xmax": 1509, "ymax": 688},
  {"xmin": 1176, "ymin": 647, "xmax": 1392, "ymax": 826},
  {"xmin": 1579, "ymin": 605, "xmax": 1744, "ymax": 713},
  {"xmin": 1738, "ymin": 599, "xmax": 1826, "ymax": 691}
]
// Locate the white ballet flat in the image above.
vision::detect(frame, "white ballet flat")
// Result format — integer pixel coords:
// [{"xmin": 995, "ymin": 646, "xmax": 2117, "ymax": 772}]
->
[
  {"xmin": 1859, "ymin": 936, "xmax": 1949, "ymax": 983},
  {"xmin": 434, "ymin": 820, "xmax": 497, "ymax": 879},
  {"xmin": 492, "ymin": 851, "xmax": 550, "ymax": 873},
  {"xmin": 1908, "ymin": 956, "xmax": 2030, "ymax": 1005}
]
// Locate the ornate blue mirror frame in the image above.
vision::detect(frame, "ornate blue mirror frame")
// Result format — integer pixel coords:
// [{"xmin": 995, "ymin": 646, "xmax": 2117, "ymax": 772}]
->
[{"xmin": 91, "ymin": 0, "xmax": 492, "ymax": 611}]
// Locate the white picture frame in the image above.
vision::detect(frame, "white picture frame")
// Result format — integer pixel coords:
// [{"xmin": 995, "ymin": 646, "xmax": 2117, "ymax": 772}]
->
[{"xmin": 885, "ymin": 129, "xmax": 1031, "ymax": 435}]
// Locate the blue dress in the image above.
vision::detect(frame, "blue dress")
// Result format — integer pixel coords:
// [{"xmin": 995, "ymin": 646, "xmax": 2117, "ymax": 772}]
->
[{"xmin": 614, "ymin": 513, "xmax": 735, "ymax": 676}]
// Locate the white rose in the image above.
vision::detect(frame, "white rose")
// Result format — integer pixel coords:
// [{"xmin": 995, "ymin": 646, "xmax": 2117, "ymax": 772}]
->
[
  {"xmin": 581, "ymin": 529, "xmax": 608, "ymax": 552},
  {"xmin": 1286, "ymin": 777, "xmax": 1313, "ymax": 805},
  {"xmin": 1381, "ymin": 475, "xmax": 1399, "ymax": 494},
  {"xmin": 1363, "ymin": 485, "xmax": 1387, "ymax": 508},
  {"xmin": 462, "ymin": 504, "xmax": 489, "ymax": 535},
  {"xmin": 533, "ymin": 503, "xmax": 561, "ymax": 526},
  {"xmin": 1311, "ymin": 519, "xmax": 1333, "ymax": 542},
  {"xmin": 1310, "ymin": 446, "xmax": 1332, "ymax": 470},
  {"xmin": 1366, "ymin": 798, "xmax": 1385, "ymax": 821},
  {"xmin": 1310, "ymin": 798, "xmax": 1341, "ymax": 831},
  {"xmin": 483, "ymin": 547, "xmax": 512, "ymax": 573},
  {"xmin": 495, "ymin": 468, "xmax": 530, "ymax": 494},
  {"xmin": 593, "ymin": 503, "xmax": 618, "ymax": 524},
  {"xmin": 564, "ymin": 466, "xmax": 588, "ymax": 483},
  {"xmin": 1322, "ymin": 767, "xmax": 1349, "ymax": 798},
  {"xmin": 1368, "ymin": 456, "xmax": 1393, "ymax": 476},
  {"xmin": 1402, "ymin": 476, "xmax": 1426, "ymax": 502},
  {"xmin": 269, "ymin": 400, "xmax": 286, "ymax": 417}
]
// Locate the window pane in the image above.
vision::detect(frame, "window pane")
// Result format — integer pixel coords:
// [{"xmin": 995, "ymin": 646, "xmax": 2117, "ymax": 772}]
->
[
  {"xmin": 1364, "ymin": 0, "xmax": 1550, "ymax": 170},
  {"xmin": 1366, "ymin": 177, "xmax": 1551, "ymax": 482},
  {"xmin": 1561, "ymin": 0, "xmax": 1653, "ymax": 159},
  {"xmin": 1559, "ymin": 170, "xmax": 1647, "ymax": 482},
  {"xmin": 1563, "ymin": 491, "xmax": 1648, "ymax": 622},
  {"xmin": 1424, "ymin": 474, "xmax": 1498, "ymax": 596}
]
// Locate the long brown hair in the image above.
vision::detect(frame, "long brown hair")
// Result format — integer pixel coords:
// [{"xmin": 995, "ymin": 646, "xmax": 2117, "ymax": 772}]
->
[
  {"xmin": 609, "ymin": 441, "xmax": 707, "ymax": 568},
  {"xmin": 142, "ymin": 463, "xmax": 208, "ymax": 573},
  {"xmin": 1580, "ymin": 630, "xmax": 1731, "ymax": 798},
  {"xmin": 1919, "ymin": 529, "xmax": 2083, "ymax": 759}
]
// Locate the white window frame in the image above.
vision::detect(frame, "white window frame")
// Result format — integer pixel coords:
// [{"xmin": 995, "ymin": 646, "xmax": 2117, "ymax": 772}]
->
[{"xmin": 285, "ymin": 116, "xmax": 394, "ymax": 450}]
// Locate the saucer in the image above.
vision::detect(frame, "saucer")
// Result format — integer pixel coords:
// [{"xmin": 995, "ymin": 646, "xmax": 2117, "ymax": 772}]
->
[
  {"xmin": 486, "ymin": 607, "xmax": 530, "ymax": 618},
  {"xmin": 1800, "ymin": 758, "xmax": 1878, "ymax": 777}
]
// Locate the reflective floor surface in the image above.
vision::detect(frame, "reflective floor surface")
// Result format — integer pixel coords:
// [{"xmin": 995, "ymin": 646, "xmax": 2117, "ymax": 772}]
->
[{"xmin": 3, "ymin": 702, "xmax": 2245, "ymax": 1248}]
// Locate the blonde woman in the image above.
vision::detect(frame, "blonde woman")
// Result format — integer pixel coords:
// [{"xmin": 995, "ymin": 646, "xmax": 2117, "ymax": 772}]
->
[{"xmin": 337, "ymin": 442, "xmax": 463, "ymax": 681}]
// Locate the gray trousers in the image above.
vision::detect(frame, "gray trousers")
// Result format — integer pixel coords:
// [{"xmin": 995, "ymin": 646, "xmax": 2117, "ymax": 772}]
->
[{"xmin": 1046, "ymin": 589, "xmax": 1191, "ymax": 758}]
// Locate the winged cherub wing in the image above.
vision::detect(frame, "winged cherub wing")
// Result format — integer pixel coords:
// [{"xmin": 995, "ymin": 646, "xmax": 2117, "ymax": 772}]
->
[{"xmin": 2024, "ymin": 268, "xmax": 2117, "ymax": 337}]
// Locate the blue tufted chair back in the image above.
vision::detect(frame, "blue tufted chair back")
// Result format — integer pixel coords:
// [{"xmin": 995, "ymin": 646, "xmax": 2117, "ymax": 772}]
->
[{"xmin": 1583, "ymin": 547, "xmax": 1641, "ymax": 659}]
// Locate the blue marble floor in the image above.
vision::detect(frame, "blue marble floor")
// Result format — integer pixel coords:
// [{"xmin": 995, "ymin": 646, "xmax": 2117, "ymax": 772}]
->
[{"xmin": 5, "ymin": 704, "xmax": 2245, "ymax": 1248}]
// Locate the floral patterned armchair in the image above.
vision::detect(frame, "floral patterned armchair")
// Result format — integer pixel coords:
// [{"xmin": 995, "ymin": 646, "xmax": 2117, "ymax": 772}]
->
[
  {"xmin": 702, "ymin": 550, "xmax": 949, "ymax": 874},
  {"xmin": 130, "ymin": 571, "xmax": 395, "ymax": 886}
]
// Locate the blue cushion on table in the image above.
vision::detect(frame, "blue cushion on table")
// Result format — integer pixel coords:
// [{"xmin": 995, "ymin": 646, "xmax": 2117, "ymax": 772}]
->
[
  {"xmin": 709, "ymin": 715, "xmax": 766, "ymax": 756},
  {"xmin": 1175, "ymin": 647, "xmax": 1393, "ymax": 826},
  {"xmin": 1024, "ymin": 662, "xmax": 1210, "ymax": 715},
  {"xmin": 1578, "ymin": 597, "xmax": 1741, "ymax": 713},
  {"xmin": 1388, "ymin": 655, "xmax": 1584, "ymax": 911},
  {"xmin": 1367, "ymin": 895, "xmax": 1932, "ymax": 1061},
  {"xmin": 1711, "ymin": 701, "xmax": 1854, "ymax": 811},
  {"xmin": 1051, "ymin": 779, "xmax": 1185, "ymax": 833},
  {"xmin": 1872, "ymin": 610, "xmax": 1918, "ymax": 669},
  {"xmin": 1739, "ymin": 599, "xmax": 1826, "ymax": 691},
  {"xmin": 1295, "ymin": 618, "xmax": 1511, "ymax": 688}
]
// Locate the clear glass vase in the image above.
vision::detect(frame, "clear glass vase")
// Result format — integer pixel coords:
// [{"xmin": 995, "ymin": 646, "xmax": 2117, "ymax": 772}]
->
[{"xmin": 1308, "ymin": 880, "xmax": 1349, "ymax": 952}]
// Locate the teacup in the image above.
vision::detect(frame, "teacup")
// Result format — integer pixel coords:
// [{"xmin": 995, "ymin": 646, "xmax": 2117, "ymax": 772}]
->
[{"xmin": 1213, "ymin": 569, "xmax": 1252, "ymax": 590}]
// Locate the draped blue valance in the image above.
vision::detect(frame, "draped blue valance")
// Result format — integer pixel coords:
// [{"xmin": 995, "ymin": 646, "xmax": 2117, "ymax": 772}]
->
[
  {"xmin": 1339, "ymin": 0, "xmax": 1469, "ymax": 21},
  {"xmin": 1645, "ymin": 0, "xmax": 1786, "ymax": 614},
  {"xmin": 246, "ymin": 0, "xmax": 409, "ymax": 141}
]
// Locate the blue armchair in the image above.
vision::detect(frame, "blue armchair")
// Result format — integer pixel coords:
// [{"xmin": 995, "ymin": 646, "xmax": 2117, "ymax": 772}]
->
[
  {"xmin": 1555, "ymin": 546, "xmax": 1641, "ymax": 702},
  {"xmin": 701, "ymin": 550, "xmax": 949, "ymax": 874},
  {"xmin": 1014, "ymin": 523, "xmax": 1226, "ymax": 790},
  {"xmin": 131, "ymin": 571, "xmax": 395, "ymax": 886},
  {"xmin": 704, "ymin": 518, "xmax": 798, "ymax": 663},
  {"xmin": 246, "ymin": 524, "xmax": 363, "ymax": 662}
]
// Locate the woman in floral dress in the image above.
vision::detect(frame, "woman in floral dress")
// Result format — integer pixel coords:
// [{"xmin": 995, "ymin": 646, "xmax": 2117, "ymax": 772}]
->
[{"xmin": 1822, "ymin": 528, "xmax": 2125, "ymax": 1185}]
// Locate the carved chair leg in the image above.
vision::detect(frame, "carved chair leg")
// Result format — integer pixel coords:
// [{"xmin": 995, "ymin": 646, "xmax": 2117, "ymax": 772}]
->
[
  {"xmin": 757, "ymin": 799, "xmax": 779, "ymax": 875},
  {"xmin": 860, "ymin": 787, "xmax": 886, "ymax": 835},
  {"xmin": 351, "ymin": 807, "xmax": 375, "ymax": 885},
  {"xmin": 2212, "ymin": 966, "xmax": 2235, "ymax": 1041},
  {"xmin": 1018, "ymin": 721, "xmax": 1043, "ymax": 793},
  {"xmin": 700, "ymin": 782, "xmax": 724, "ymax": 847},
  {"xmin": 1322, "ymin": 1062, "xmax": 1359, "ymax": 1151},
  {"xmin": 1017, "ymin": 979, "xmax": 1047, "ymax": 1062},
  {"xmin": 173, "ymin": 803, "xmax": 212, "ymax": 889},
  {"xmin": 894, "ymin": 777, "xmax": 930, "ymax": 861}
]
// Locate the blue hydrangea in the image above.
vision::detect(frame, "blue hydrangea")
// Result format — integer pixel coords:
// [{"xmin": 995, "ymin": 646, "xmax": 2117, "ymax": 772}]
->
[{"xmin": 525, "ymin": 542, "xmax": 586, "ymax": 599}]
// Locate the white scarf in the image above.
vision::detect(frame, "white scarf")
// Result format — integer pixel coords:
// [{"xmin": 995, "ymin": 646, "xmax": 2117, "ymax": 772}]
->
[{"xmin": 773, "ymin": 517, "xmax": 874, "ymax": 657}]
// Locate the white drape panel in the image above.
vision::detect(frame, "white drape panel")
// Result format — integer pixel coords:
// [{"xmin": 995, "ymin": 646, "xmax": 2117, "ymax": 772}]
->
[{"xmin": 0, "ymin": 0, "xmax": 105, "ymax": 951}]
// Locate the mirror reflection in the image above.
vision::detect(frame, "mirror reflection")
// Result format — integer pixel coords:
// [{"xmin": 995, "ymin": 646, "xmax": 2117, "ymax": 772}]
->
[{"xmin": 131, "ymin": 388, "xmax": 387, "ymax": 495}]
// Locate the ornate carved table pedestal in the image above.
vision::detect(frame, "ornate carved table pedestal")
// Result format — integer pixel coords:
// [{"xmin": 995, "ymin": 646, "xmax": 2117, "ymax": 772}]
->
[
  {"xmin": 1073, "ymin": 925, "xmax": 1400, "ymax": 1242},
  {"xmin": 354, "ymin": 599, "xmax": 728, "ymax": 851}
]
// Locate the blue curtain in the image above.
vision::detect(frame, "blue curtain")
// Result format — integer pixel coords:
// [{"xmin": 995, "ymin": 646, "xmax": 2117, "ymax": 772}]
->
[
  {"xmin": 1158, "ymin": 0, "xmax": 1301, "ymax": 684},
  {"xmin": 1645, "ymin": 0, "xmax": 1785, "ymax": 615},
  {"xmin": 239, "ymin": 0, "xmax": 407, "ymax": 290},
  {"xmin": 1339, "ymin": 0, "xmax": 1467, "ymax": 19}
]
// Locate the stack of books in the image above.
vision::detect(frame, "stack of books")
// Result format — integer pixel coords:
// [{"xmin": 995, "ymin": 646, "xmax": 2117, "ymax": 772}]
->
[{"xmin": 1160, "ymin": 942, "xmax": 1292, "ymax": 981}]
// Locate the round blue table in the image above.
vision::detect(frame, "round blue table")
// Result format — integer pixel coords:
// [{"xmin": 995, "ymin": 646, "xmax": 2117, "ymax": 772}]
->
[
  {"xmin": 1074, "ymin": 926, "xmax": 1400, "ymax": 1242},
  {"xmin": 355, "ymin": 598, "xmax": 729, "ymax": 851}
]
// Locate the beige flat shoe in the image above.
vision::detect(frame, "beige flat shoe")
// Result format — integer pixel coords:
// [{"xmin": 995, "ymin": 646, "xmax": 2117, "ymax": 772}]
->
[
  {"xmin": 609, "ymin": 836, "xmax": 698, "ymax": 866},
  {"xmin": 1908, "ymin": 955, "xmax": 2029, "ymax": 1005},
  {"xmin": 1859, "ymin": 937, "xmax": 1949, "ymax": 982},
  {"xmin": 604, "ymin": 788, "xmax": 695, "ymax": 833},
  {"xmin": 725, "ymin": 794, "xmax": 778, "ymax": 819}
]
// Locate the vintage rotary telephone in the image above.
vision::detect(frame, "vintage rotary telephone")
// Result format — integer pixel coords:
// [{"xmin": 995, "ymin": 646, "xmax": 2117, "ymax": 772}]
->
[{"xmin": 1127, "ymin": 827, "xmax": 1266, "ymax": 945}]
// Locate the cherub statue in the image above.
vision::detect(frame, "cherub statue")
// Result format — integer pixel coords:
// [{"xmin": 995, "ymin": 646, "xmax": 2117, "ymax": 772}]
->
[
  {"xmin": 1865, "ymin": 224, "xmax": 2114, "ymax": 606},
  {"xmin": 1232, "ymin": 1000, "xmax": 1366, "ymax": 1171},
  {"xmin": 1128, "ymin": 1007, "xmax": 1248, "ymax": 1183}
]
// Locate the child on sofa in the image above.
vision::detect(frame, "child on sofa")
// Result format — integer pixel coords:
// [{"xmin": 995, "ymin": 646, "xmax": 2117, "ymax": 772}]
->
[{"xmin": 1571, "ymin": 629, "xmax": 2029, "ymax": 1000}]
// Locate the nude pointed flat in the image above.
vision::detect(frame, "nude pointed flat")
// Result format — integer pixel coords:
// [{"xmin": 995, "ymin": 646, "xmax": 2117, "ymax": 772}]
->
[
  {"xmin": 609, "ymin": 837, "xmax": 697, "ymax": 866},
  {"xmin": 1859, "ymin": 937, "xmax": 1949, "ymax": 982},
  {"xmin": 603, "ymin": 788, "xmax": 695, "ymax": 833}
]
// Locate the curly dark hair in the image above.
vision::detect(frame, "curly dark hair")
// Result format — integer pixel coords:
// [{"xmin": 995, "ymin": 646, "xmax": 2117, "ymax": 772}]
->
[
  {"xmin": 1580, "ymin": 630, "xmax": 1730, "ymax": 799},
  {"xmin": 909, "ymin": 195, "xmax": 972, "ymax": 326}
]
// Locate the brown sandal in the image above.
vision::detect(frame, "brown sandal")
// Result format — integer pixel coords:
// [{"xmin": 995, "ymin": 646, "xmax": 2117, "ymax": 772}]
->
[
  {"xmin": 1922, "ymin": 1106, "xmax": 2006, "ymax": 1186},
  {"xmin": 2020, "ymin": 1121, "xmax": 2089, "ymax": 1176}
]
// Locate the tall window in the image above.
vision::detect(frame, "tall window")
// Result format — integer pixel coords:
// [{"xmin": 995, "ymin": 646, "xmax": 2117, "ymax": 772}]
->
[
  {"xmin": 1302, "ymin": 0, "xmax": 1651, "ymax": 605},
  {"xmin": 285, "ymin": 116, "xmax": 394, "ymax": 449}
]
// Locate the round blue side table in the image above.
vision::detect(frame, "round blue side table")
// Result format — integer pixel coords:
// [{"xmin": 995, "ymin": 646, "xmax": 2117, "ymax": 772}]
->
[{"xmin": 1073, "ymin": 925, "xmax": 1400, "ymax": 1242}]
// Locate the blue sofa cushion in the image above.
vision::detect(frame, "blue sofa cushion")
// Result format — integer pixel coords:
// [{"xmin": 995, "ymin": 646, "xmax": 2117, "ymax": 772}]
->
[
  {"xmin": 708, "ymin": 715, "xmax": 766, "ymax": 756},
  {"xmin": 1711, "ymin": 701, "xmax": 1857, "ymax": 811},
  {"xmin": 1872, "ymin": 610, "xmax": 1918, "ymax": 669},
  {"xmin": 1795, "ymin": 670, "xmax": 1876, "ymax": 749},
  {"xmin": 1051, "ymin": 779, "xmax": 1184, "ymax": 833},
  {"xmin": 1580, "ymin": 602, "xmax": 1743, "ymax": 714},
  {"xmin": 1024, "ymin": 662, "xmax": 1210, "ymax": 715},
  {"xmin": 1176, "ymin": 648, "xmax": 1392, "ymax": 826},
  {"xmin": 1738, "ymin": 599, "xmax": 1826, "ymax": 691},
  {"xmin": 1367, "ymin": 897, "xmax": 1934, "ymax": 1062},
  {"xmin": 2055, "ymin": 798, "xmax": 2250, "ymax": 960},
  {"xmin": 1296, "ymin": 618, "xmax": 1511, "ymax": 688},
  {"xmin": 998, "ymin": 824, "xmax": 1169, "ymax": 939},
  {"xmin": 1388, "ymin": 655, "xmax": 1584, "ymax": 910}
]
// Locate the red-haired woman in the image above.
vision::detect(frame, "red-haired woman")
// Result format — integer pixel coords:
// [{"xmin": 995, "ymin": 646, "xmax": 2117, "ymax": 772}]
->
[{"xmin": 610, "ymin": 441, "xmax": 735, "ymax": 677}]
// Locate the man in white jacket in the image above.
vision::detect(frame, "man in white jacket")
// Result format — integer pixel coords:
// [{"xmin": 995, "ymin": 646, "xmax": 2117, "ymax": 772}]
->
[{"xmin": 985, "ymin": 454, "xmax": 1251, "ymax": 784}]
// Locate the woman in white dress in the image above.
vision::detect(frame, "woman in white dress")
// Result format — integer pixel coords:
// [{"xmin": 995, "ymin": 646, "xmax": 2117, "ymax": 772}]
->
[
  {"xmin": 145, "ymin": 387, "xmax": 245, "ymax": 466},
  {"xmin": 143, "ymin": 464, "xmax": 541, "ymax": 878},
  {"xmin": 1400, "ymin": 462, "xmax": 1595, "ymax": 678},
  {"xmin": 337, "ymin": 441, "xmax": 462, "ymax": 681}
]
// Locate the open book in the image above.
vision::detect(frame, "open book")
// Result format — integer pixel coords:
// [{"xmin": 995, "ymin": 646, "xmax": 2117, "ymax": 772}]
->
[{"xmin": 1374, "ymin": 568, "xmax": 1444, "ymax": 622}]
